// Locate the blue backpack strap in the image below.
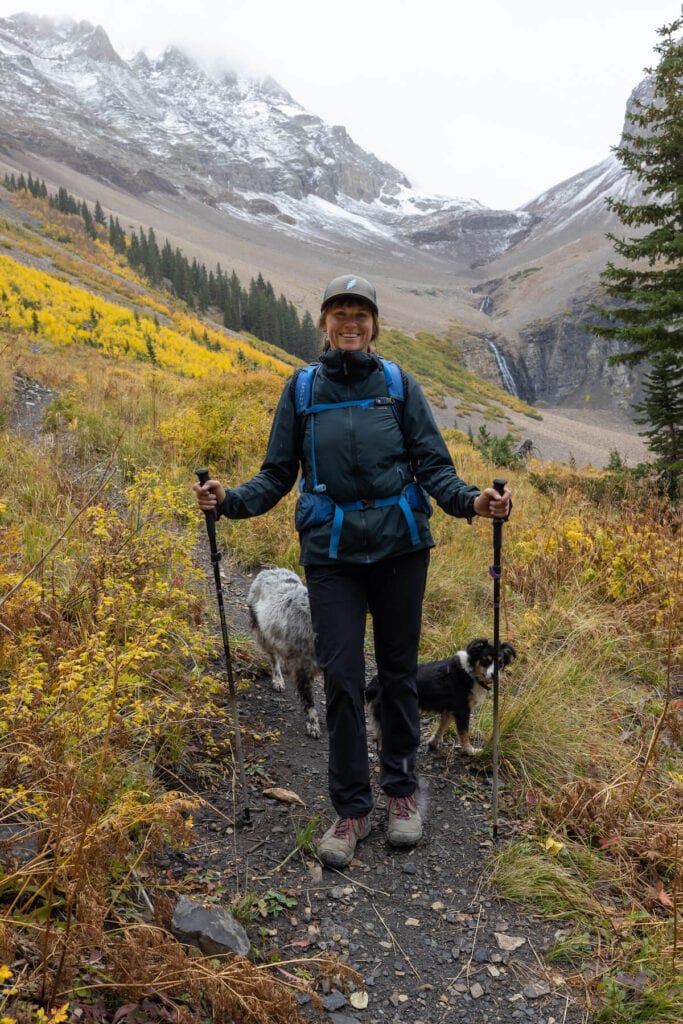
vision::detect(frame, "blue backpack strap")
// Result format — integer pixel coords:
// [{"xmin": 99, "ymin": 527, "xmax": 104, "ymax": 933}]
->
[
  {"xmin": 380, "ymin": 358, "xmax": 404, "ymax": 401},
  {"xmin": 294, "ymin": 363, "xmax": 318, "ymax": 415}
]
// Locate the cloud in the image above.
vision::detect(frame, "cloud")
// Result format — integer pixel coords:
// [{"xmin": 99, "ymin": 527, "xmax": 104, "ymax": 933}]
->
[{"xmin": 0, "ymin": 0, "xmax": 675, "ymax": 207}]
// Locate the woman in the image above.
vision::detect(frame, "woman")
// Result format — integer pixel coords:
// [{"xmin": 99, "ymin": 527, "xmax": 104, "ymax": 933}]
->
[{"xmin": 194, "ymin": 274, "xmax": 511, "ymax": 869}]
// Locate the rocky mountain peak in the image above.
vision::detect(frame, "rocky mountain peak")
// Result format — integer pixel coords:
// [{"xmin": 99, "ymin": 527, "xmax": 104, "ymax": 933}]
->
[{"xmin": 0, "ymin": 11, "xmax": 538, "ymax": 264}]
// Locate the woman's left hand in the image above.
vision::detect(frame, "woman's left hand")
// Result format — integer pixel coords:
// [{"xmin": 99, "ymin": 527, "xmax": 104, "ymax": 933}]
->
[{"xmin": 473, "ymin": 486, "xmax": 512, "ymax": 519}]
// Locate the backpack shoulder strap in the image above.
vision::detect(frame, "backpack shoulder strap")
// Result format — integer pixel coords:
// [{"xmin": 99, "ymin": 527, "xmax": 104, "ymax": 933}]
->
[
  {"xmin": 292, "ymin": 363, "xmax": 319, "ymax": 415},
  {"xmin": 380, "ymin": 358, "xmax": 405, "ymax": 401}
]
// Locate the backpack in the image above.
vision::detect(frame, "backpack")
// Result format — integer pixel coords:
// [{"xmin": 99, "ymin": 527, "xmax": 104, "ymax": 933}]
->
[
  {"xmin": 293, "ymin": 357, "xmax": 405, "ymax": 422},
  {"xmin": 290, "ymin": 357, "xmax": 431, "ymax": 558}
]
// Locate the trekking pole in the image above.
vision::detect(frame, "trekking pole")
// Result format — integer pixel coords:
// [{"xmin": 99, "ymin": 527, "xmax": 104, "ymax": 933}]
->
[
  {"xmin": 195, "ymin": 469, "xmax": 251, "ymax": 826},
  {"xmin": 490, "ymin": 477, "xmax": 507, "ymax": 841}
]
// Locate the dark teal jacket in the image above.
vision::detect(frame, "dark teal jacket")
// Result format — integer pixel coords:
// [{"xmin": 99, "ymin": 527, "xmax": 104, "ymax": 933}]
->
[{"xmin": 219, "ymin": 349, "xmax": 481, "ymax": 565}]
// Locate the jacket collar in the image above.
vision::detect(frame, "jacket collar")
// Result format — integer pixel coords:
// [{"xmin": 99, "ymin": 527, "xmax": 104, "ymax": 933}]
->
[{"xmin": 319, "ymin": 349, "xmax": 381, "ymax": 381}]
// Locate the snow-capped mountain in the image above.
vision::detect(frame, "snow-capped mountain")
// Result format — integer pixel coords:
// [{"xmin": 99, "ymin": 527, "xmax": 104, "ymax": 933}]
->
[{"xmin": 0, "ymin": 12, "xmax": 536, "ymax": 265}]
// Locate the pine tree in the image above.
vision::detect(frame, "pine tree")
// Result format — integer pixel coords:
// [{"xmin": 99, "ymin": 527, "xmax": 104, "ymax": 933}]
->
[
  {"xmin": 633, "ymin": 353, "xmax": 683, "ymax": 495},
  {"xmin": 590, "ymin": 17, "xmax": 683, "ymax": 489},
  {"xmin": 299, "ymin": 311, "xmax": 319, "ymax": 361},
  {"xmin": 81, "ymin": 201, "xmax": 97, "ymax": 239}
]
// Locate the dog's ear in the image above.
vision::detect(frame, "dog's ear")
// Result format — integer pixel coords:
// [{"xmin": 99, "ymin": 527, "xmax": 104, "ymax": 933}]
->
[
  {"xmin": 500, "ymin": 642, "xmax": 516, "ymax": 665},
  {"xmin": 466, "ymin": 638, "xmax": 489, "ymax": 659}
]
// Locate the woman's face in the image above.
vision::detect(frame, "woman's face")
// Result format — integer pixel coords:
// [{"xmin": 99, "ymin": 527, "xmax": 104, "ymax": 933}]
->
[{"xmin": 324, "ymin": 302, "xmax": 374, "ymax": 352}]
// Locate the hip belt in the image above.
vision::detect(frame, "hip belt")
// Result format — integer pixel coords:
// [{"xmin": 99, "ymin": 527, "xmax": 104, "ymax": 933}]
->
[{"xmin": 295, "ymin": 481, "xmax": 432, "ymax": 559}]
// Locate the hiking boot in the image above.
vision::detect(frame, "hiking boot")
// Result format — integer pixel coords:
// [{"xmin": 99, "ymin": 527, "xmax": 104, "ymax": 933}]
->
[
  {"xmin": 318, "ymin": 816, "xmax": 371, "ymax": 868},
  {"xmin": 386, "ymin": 794, "xmax": 422, "ymax": 847}
]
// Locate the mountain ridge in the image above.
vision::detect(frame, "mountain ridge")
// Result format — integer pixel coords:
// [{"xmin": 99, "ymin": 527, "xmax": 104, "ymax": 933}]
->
[{"xmin": 0, "ymin": 11, "xmax": 652, "ymax": 427}]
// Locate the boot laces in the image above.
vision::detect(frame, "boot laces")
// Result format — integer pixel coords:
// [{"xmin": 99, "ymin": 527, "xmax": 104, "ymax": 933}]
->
[
  {"xmin": 388, "ymin": 795, "xmax": 417, "ymax": 819},
  {"xmin": 333, "ymin": 816, "xmax": 365, "ymax": 838}
]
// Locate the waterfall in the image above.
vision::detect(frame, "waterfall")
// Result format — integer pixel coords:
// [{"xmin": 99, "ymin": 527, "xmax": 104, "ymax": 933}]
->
[
  {"xmin": 479, "ymin": 296, "xmax": 493, "ymax": 315},
  {"xmin": 487, "ymin": 340, "xmax": 519, "ymax": 397}
]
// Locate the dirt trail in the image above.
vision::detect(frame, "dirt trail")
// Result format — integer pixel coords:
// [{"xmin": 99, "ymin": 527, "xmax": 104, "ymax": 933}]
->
[
  {"xmin": 8, "ymin": 370, "xmax": 594, "ymax": 1022},
  {"xmin": 172, "ymin": 558, "xmax": 593, "ymax": 1024}
]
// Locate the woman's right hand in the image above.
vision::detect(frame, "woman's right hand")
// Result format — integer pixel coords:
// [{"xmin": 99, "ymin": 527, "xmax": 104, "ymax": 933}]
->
[{"xmin": 193, "ymin": 478, "xmax": 227, "ymax": 512}]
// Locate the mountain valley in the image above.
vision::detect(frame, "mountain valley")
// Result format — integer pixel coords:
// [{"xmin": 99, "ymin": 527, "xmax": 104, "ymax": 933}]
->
[{"xmin": 0, "ymin": 12, "xmax": 655, "ymax": 465}]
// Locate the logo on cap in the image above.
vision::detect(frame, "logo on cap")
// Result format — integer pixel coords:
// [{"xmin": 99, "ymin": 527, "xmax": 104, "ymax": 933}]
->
[{"xmin": 346, "ymin": 278, "xmax": 357, "ymax": 290}]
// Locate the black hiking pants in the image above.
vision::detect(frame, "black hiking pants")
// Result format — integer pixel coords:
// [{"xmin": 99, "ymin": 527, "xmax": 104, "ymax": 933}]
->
[{"xmin": 305, "ymin": 549, "xmax": 429, "ymax": 818}]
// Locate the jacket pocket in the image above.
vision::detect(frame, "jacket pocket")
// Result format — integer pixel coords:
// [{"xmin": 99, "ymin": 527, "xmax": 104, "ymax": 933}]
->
[{"xmin": 295, "ymin": 491, "xmax": 335, "ymax": 532}]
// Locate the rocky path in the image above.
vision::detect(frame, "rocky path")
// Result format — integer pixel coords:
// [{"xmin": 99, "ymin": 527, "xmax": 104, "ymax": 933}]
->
[
  {"xmin": 7, "ymin": 375, "xmax": 593, "ymax": 1022},
  {"xmin": 170, "ymin": 559, "xmax": 593, "ymax": 1024}
]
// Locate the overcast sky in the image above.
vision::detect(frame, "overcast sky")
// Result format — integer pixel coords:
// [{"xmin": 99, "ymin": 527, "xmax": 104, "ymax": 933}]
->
[{"xmin": 0, "ymin": 0, "xmax": 679, "ymax": 209}]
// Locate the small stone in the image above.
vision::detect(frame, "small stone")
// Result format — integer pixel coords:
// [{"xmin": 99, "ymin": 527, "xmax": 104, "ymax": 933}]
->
[
  {"xmin": 473, "ymin": 947, "xmax": 489, "ymax": 963},
  {"xmin": 402, "ymin": 862, "xmax": 417, "ymax": 874},
  {"xmin": 405, "ymin": 917, "xmax": 420, "ymax": 926},
  {"xmin": 470, "ymin": 982, "xmax": 484, "ymax": 999},
  {"xmin": 430, "ymin": 900, "xmax": 445, "ymax": 911},
  {"xmin": 487, "ymin": 964, "xmax": 501, "ymax": 978},
  {"xmin": 495, "ymin": 932, "xmax": 527, "ymax": 951},
  {"xmin": 523, "ymin": 981, "xmax": 551, "ymax": 999},
  {"xmin": 322, "ymin": 991, "xmax": 347, "ymax": 1012},
  {"xmin": 308, "ymin": 862, "xmax": 323, "ymax": 883}
]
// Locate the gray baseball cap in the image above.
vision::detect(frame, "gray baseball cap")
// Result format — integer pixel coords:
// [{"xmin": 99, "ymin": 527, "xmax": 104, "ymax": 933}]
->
[{"xmin": 321, "ymin": 274, "xmax": 378, "ymax": 314}]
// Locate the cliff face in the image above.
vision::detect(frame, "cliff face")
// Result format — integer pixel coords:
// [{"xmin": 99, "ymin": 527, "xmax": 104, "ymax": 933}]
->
[{"xmin": 517, "ymin": 301, "xmax": 642, "ymax": 409}]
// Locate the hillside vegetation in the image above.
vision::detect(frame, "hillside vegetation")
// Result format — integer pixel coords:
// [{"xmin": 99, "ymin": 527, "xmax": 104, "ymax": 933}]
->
[{"xmin": 0, "ymin": 184, "xmax": 681, "ymax": 1023}]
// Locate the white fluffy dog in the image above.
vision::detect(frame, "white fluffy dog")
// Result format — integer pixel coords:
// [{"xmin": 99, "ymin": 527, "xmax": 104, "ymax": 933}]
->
[{"xmin": 247, "ymin": 568, "xmax": 321, "ymax": 739}]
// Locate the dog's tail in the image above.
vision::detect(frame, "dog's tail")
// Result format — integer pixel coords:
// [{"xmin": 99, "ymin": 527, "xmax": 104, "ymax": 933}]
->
[{"xmin": 365, "ymin": 674, "xmax": 380, "ymax": 705}]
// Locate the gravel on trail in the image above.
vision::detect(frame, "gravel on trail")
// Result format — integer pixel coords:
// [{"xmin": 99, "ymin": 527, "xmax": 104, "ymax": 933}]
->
[{"xmin": 162, "ymin": 561, "xmax": 594, "ymax": 1024}]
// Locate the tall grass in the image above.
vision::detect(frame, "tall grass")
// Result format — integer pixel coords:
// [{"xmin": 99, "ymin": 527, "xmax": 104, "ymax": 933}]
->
[{"xmin": 1, "ymin": 195, "xmax": 681, "ymax": 1021}]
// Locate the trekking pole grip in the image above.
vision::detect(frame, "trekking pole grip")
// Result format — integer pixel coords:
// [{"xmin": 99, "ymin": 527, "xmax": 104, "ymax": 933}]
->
[
  {"xmin": 492, "ymin": 477, "xmax": 508, "ymax": 523},
  {"xmin": 195, "ymin": 467, "xmax": 219, "ymax": 543}
]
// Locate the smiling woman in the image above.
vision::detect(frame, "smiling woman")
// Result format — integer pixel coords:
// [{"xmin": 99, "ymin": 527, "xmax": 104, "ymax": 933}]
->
[
  {"xmin": 317, "ymin": 274, "xmax": 380, "ymax": 352},
  {"xmin": 194, "ymin": 271, "xmax": 512, "ymax": 870}
]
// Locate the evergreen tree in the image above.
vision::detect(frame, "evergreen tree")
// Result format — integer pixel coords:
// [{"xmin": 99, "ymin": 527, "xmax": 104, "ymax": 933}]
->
[
  {"xmin": 160, "ymin": 239, "xmax": 175, "ymax": 281},
  {"xmin": 633, "ymin": 353, "xmax": 683, "ymax": 494},
  {"xmin": 590, "ymin": 17, "xmax": 683, "ymax": 489},
  {"xmin": 81, "ymin": 201, "xmax": 97, "ymax": 239},
  {"xmin": 299, "ymin": 311, "xmax": 319, "ymax": 361},
  {"xmin": 108, "ymin": 216, "xmax": 127, "ymax": 254},
  {"xmin": 145, "ymin": 226, "xmax": 161, "ymax": 284},
  {"xmin": 94, "ymin": 199, "xmax": 106, "ymax": 225}
]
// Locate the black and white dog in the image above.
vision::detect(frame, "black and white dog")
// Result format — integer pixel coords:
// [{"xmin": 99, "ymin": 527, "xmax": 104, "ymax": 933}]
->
[
  {"xmin": 366, "ymin": 638, "xmax": 516, "ymax": 755},
  {"xmin": 247, "ymin": 568, "xmax": 321, "ymax": 739}
]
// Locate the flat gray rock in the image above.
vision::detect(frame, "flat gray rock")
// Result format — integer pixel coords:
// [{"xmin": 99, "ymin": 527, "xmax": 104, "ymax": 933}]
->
[{"xmin": 171, "ymin": 896, "xmax": 250, "ymax": 957}]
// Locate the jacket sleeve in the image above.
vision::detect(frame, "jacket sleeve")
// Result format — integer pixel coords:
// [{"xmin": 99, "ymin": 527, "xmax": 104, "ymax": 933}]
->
[
  {"xmin": 402, "ymin": 372, "xmax": 481, "ymax": 519},
  {"xmin": 219, "ymin": 379, "xmax": 300, "ymax": 519}
]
